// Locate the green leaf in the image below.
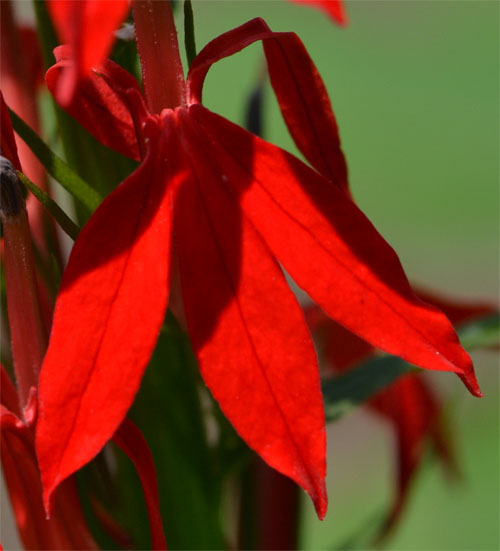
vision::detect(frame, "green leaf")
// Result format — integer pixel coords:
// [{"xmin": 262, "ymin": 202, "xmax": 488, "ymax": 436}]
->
[
  {"xmin": 115, "ymin": 311, "xmax": 225, "ymax": 550},
  {"xmin": 322, "ymin": 313, "xmax": 500, "ymax": 423},
  {"xmin": 322, "ymin": 356, "xmax": 414, "ymax": 422},
  {"xmin": 458, "ymin": 312, "xmax": 500, "ymax": 350},
  {"xmin": 8, "ymin": 108, "xmax": 102, "ymax": 215},
  {"xmin": 17, "ymin": 172, "xmax": 80, "ymax": 241},
  {"xmin": 184, "ymin": 0, "xmax": 197, "ymax": 68}
]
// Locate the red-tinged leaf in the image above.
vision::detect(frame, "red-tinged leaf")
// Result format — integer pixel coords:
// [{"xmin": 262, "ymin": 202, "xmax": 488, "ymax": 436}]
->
[
  {"xmin": 46, "ymin": 46, "xmax": 144, "ymax": 160},
  {"xmin": 0, "ymin": 92, "xmax": 21, "ymax": 170},
  {"xmin": 173, "ymin": 108, "xmax": 327, "ymax": 518},
  {"xmin": 113, "ymin": 418, "xmax": 167, "ymax": 550},
  {"xmin": 189, "ymin": 104, "xmax": 481, "ymax": 396},
  {"xmin": 288, "ymin": 0, "xmax": 347, "ymax": 25},
  {"xmin": 187, "ymin": 18, "xmax": 348, "ymax": 191},
  {"xmin": 36, "ymin": 119, "xmax": 174, "ymax": 511},
  {"xmin": 47, "ymin": 0, "xmax": 130, "ymax": 105}
]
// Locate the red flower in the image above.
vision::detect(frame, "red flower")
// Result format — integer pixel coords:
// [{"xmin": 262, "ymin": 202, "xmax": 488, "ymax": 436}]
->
[
  {"xmin": 290, "ymin": 0, "xmax": 347, "ymax": 25},
  {"xmin": 35, "ymin": 7, "xmax": 480, "ymax": 525},
  {"xmin": 305, "ymin": 291, "xmax": 495, "ymax": 540},
  {"xmin": 45, "ymin": 0, "xmax": 345, "ymax": 105},
  {"xmin": 0, "ymin": 104, "xmax": 166, "ymax": 549}
]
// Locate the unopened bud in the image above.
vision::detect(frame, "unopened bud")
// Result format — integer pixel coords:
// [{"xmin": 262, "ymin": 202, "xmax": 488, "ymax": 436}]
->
[{"xmin": 0, "ymin": 156, "xmax": 25, "ymax": 218}]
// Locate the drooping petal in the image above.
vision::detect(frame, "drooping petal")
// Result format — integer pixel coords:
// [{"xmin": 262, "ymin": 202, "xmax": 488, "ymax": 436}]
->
[
  {"xmin": 173, "ymin": 108, "xmax": 327, "ymax": 518},
  {"xmin": 187, "ymin": 18, "xmax": 348, "ymax": 191},
  {"xmin": 47, "ymin": 0, "xmax": 130, "ymax": 105},
  {"xmin": 371, "ymin": 375, "xmax": 455, "ymax": 542},
  {"xmin": 189, "ymin": 104, "xmax": 480, "ymax": 396},
  {"xmin": 113, "ymin": 418, "xmax": 167, "ymax": 550},
  {"xmin": 288, "ymin": 0, "xmax": 347, "ymax": 25},
  {"xmin": 46, "ymin": 46, "xmax": 144, "ymax": 160},
  {"xmin": 306, "ymin": 290, "xmax": 495, "ymax": 541},
  {"xmin": 36, "ymin": 119, "xmax": 174, "ymax": 511}
]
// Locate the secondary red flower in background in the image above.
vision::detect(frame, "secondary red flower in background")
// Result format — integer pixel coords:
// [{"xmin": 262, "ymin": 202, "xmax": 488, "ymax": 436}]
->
[
  {"xmin": 305, "ymin": 291, "xmax": 495, "ymax": 540},
  {"xmin": 35, "ymin": 3, "xmax": 480, "ymax": 527},
  {"xmin": 47, "ymin": 0, "xmax": 130, "ymax": 105},
  {"xmin": 291, "ymin": 0, "xmax": 346, "ymax": 24}
]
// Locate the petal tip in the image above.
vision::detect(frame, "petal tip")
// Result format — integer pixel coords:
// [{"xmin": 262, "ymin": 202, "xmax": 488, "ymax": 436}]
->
[{"xmin": 459, "ymin": 372, "xmax": 483, "ymax": 398}]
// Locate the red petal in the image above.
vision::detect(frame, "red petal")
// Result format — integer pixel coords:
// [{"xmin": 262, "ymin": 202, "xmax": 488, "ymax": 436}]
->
[
  {"xmin": 47, "ymin": 0, "xmax": 130, "ymax": 105},
  {"xmin": 415, "ymin": 288, "xmax": 496, "ymax": 327},
  {"xmin": 262, "ymin": 31, "xmax": 348, "ymax": 191},
  {"xmin": 371, "ymin": 375, "xmax": 454, "ymax": 540},
  {"xmin": 0, "ymin": 365, "xmax": 22, "ymax": 419},
  {"xmin": 46, "ymin": 46, "xmax": 144, "ymax": 160},
  {"xmin": 288, "ymin": 0, "xmax": 347, "ymax": 25},
  {"xmin": 304, "ymin": 304, "xmax": 374, "ymax": 371},
  {"xmin": 0, "ymin": 92, "xmax": 21, "ymax": 170},
  {"xmin": 172, "ymin": 108, "xmax": 327, "ymax": 518},
  {"xmin": 187, "ymin": 18, "xmax": 348, "ymax": 191},
  {"xmin": 36, "ymin": 120, "xmax": 174, "ymax": 511},
  {"xmin": 189, "ymin": 104, "xmax": 480, "ymax": 396},
  {"xmin": 113, "ymin": 418, "xmax": 167, "ymax": 550}
]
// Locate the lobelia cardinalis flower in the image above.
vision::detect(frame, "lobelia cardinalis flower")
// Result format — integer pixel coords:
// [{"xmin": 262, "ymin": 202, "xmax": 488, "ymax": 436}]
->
[
  {"xmin": 305, "ymin": 291, "xmax": 495, "ymax": 541},
  {"xmin": 45, "ymin": 0, "xmax": 345, "ymax": 106},
  {"xmin": 0, "ymin": 104, "xmax": 167, "ymax": 550},
  {"xmin": 36, "ymin": 1, "xmax": 480, "ymax": 525}
]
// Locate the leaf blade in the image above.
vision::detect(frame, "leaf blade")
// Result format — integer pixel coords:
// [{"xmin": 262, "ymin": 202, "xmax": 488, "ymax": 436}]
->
[{"xmin": 8, "ymin": 107, "xmax": 102, "ymax": 214}]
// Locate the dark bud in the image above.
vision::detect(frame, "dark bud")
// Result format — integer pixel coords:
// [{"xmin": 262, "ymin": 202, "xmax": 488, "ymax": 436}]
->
[
  {"xmin": 0, "ymin": 155, "xmax": 25, "ymax": 218},
  {"xmin": 245, "ymin": 84, "xmax": 265, "ymax": 138}
]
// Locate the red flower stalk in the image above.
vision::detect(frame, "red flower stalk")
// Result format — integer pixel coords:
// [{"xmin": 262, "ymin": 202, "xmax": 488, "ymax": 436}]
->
[{"xmin": 36, "ymin": 1, "xmax": 479, "ymax": 525}]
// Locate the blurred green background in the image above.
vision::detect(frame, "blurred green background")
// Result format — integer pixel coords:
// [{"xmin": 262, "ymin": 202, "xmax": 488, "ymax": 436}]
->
[
  {"xmin": 187, "ymin": 1, "xmax": 498, "ymax": 549},
  {"xmin": 1, "ymin": 1, "xmax": 498, "ymax": 550}
]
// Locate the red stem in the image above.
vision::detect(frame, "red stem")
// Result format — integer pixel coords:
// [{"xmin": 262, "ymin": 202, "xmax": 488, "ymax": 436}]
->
[
  {"xmin": 1, "ymin": 198, "xmax": 47, "ymax": 411},
  {"xmin": 132, "ymin": 0, "xmax": 186, "ymax": 113}
]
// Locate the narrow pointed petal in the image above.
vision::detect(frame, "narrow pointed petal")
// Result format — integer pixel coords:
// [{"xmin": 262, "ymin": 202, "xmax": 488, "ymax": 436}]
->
[
  {"xmin": 189, "ymin": 105, "xmax": 480, "ymax": 395},
  {"xmin": 36, "ymin": 121, "xmax": 174, "ymax": 511},
  {"xmin": 113, "ymin": 418, "xmax": 167, "ymax": 550},
  {"xmin": 187, "ymin": 18, "xmax": 348, "ymax": 190},
  {"xmin": 46, "ymin": 46, "xmax": 144, "ymax": 160},
  {"xmin": 173, "ymin": 110, "xmax": 327, "ymax": 518},
  {"xmin": 288, "ymin": 0, "xmax": 347, "ymax": 25},
  {"xmin": 371, "ymin": 375, "xmax": 453, "ymax": 541},
  {"xmin": 47, "ymin": 0, "xmax": 130, "ymax": 105},
  {"xmin": 262, "ymin": 31, "xmax": 348, "ymax": 190}
]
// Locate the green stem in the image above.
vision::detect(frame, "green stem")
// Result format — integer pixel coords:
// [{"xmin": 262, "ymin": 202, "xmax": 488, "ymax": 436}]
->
[
  {"xmin": 17, "ymin": 172, "xmax": 80, "ymax": 241},
  {"xmin": 132, "ymin": 0, "xmax": 186, "ymax": 113},
  {"xmin": 8, "ymin": 107, "xmax": 102, "ymax": 215}
]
